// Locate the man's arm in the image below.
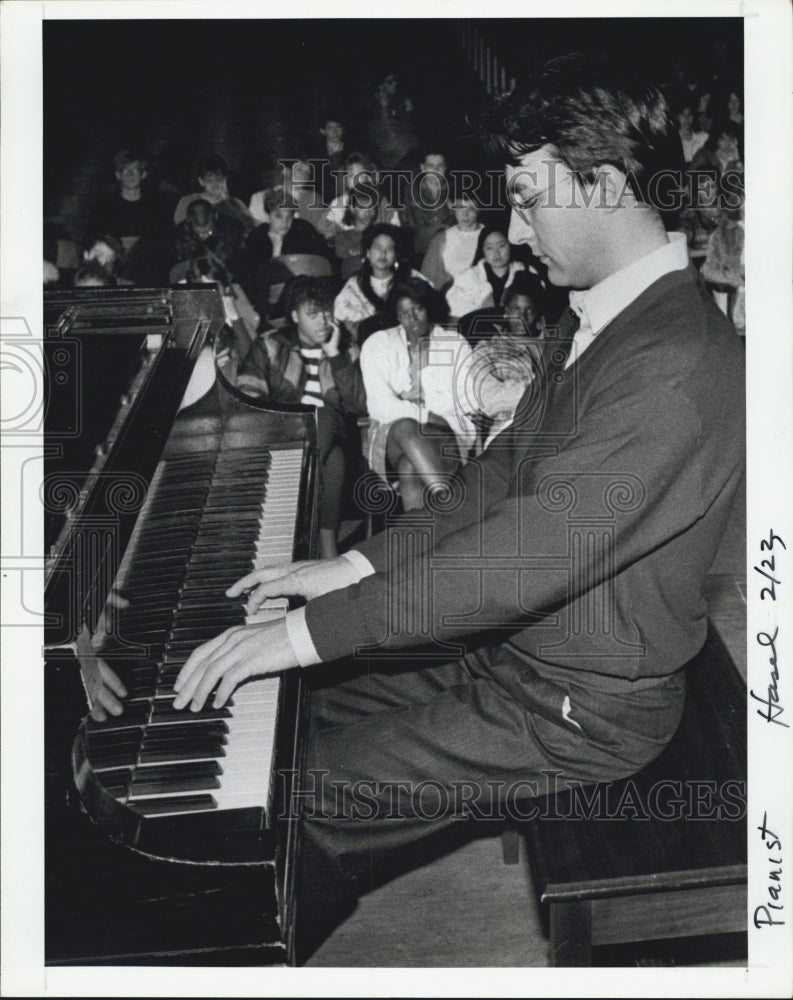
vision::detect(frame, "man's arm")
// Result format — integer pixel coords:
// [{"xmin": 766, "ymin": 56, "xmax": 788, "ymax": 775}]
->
[{"xmin": 303, "ymin": 368, "xmax": 715, "ymax": 663}]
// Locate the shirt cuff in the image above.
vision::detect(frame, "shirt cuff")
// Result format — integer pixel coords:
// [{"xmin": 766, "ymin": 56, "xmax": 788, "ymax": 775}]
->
[
  {"xmin": 285, "ymin": 606, "xmax": 322, "ymax": 667},
  {"xmin": 341, "ymin": 549, "xmax": 376, "ymax": 580}
]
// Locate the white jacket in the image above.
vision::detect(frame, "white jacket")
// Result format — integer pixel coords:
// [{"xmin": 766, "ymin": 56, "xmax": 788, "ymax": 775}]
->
[
  {"xmin": 445, "ymin": 259, "xmax": 526, "ymax": 319},
  {"xmin": 360, "ymin": 324, "xmax": 477, "ymax": 457}
]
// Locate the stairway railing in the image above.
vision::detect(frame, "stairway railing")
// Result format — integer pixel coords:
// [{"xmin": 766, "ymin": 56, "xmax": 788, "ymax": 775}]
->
[{"xmin": 453, "ymin": 21, "xmax": 517, "ymax": 98}]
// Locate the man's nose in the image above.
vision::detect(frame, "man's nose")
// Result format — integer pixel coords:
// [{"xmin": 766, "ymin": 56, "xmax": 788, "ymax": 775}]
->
[{"xmin": 508, "ymin": 207, "xmax": 533, "ymax": 246}]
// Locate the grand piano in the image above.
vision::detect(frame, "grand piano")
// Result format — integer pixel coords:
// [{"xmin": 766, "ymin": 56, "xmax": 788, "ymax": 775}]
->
[{"xmin": 43, "ymin": 286, "xmax": 318, "ymax": 966}]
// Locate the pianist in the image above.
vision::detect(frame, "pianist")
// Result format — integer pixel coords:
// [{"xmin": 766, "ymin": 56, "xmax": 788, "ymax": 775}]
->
[{"xmin": 172, "ymin": 54, "xmax": 745, "ymax": 957}]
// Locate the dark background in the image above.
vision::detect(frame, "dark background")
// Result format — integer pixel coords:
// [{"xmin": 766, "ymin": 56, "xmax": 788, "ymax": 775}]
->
[{"xmin": 43, "ymin": 17, "xmax": 742, "ymax": 240}]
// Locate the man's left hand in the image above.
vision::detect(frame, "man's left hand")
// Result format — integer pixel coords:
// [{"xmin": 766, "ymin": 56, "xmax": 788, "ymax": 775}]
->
[{"xmin": 172, "ymin": 618, "xmax": 299, "ymax": 712}]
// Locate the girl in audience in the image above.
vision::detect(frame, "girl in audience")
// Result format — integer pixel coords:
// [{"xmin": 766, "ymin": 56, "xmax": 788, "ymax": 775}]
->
[
  {"xmin": 360, "ymin": 278, "xmax": 476, "ymax": 510},
  {"xmin": 445, "ymin": 227, "xmax": 526, "ymax": 321},
  {"xmin": 420, "ymin": 195, "xmax": 484, "ymax": 291},
  {"xmin": 332, "ymin": 189, "xmax": 379, "ymax": 280},
  {"xmin": 333, "ymin": 223, "xmax": 426, "ymax": 343},
  {"xmin": 324, "ymin": 153, "xmax": 394, "ymax": 236},
  {"xmin": 691, "ymin": 120, "xmax": 742, "ymax": 178},
  {"xmin": 701, "ymin": 163, "xmax": 745, "ymax": 335}
]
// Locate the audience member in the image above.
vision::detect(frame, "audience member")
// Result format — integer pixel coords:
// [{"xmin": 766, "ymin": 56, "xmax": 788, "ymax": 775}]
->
[
  {"xmin": 324, "ymin": 153, "xmax": 390, "ymax": 236},
  {"xmin": 359, "ymin": 277, "xmax": 475, "ymax": 510},
  {"xmin": 82, "ymin": 234, "xmax": 131, "ymax": 285},
  {"xmin": 333, "ymin": 223, "xmax": 426, "ymax": 343},
  {"xmin": 332, "ymin": 189, "xmax": 379, "ymax": 280},
  {"xmin": 368, "ymin": 72, "xmax": 420, "ymax": 170},
  {"xmin": 173, "ymin": 198, "xmax": 247, "ymax": 282},
  {"xmin": 246, "ymin": 187, "xmax": 331, "ymax": 320},
  {"xmin": 237, "ymin": 276, "xmax": 366, "ymax": 558},
  {"xmin": 91, "ymin": 148, "xmax": 173, "ymax": 252},
  {"xmin": 674, "ymin": 98, "xmax": 709, "ymax": 164},
  {"xmin": 398, "ymin": 151, "xmax": 455, "ymax": 263},
  {"xmin": 249, "ymin": 158, "xmax": 328, "ymax": 235},
  {"xmin": 313, "ymin": 113, "xmax": 349, "ymax": 203},
  {"xmin": 173, "ymin": 153, "xmax": 254, "ymax": 233},
  {"xmin": 420, "ymin": 194, "xmax": 483, "ymax": 291},
  {"xmin": 446, "ymin": 227, "xmax": 526, "ymax": 320}
]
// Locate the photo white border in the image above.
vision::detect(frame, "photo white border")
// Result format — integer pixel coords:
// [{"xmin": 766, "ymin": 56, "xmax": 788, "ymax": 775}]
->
[{"xmin": 1, "ymin": 0, "xmax": 791, "ymax": 996}]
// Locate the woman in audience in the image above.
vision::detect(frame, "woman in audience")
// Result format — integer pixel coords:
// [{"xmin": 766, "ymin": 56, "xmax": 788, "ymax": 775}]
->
[
  {"xmin": 445, "ymin": 227, "xmax": 526, "ymax": 321},
  {"xmin": 332, "ymin": 189, "xmax": 379, "ymax": 280},
  {"xmin": 725, "ymin": 89, "xmax": 744, "ymax": 127},
  {"xmin": 333, "ymin": 223, "xmax": 424, "ymax": 343},
  {"xmin": 420, "ymin": 194, "xmax": 484, "ymax": 291},
  {"xmin": 360, "ymin": 277, "xmax": 476, "ymax": 510}
]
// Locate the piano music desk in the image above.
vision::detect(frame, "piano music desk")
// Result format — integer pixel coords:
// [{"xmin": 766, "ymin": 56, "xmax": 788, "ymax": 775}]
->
[{"xmin": 505, "ymin": 624, "xmax": 747, "ymax": 966}]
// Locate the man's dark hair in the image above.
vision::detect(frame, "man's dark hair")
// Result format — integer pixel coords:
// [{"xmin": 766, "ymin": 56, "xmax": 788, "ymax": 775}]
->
[
  {"xmin": 392, "ymin": 277, "xmax": 449, "ymax": 326},
  {"xmin": 284, "ymin": 275, "xmax": 336, "ymax": 316},
  {"xmin": 195, "ymin": 153, "xmax": 229, "ymax": 179},
  {"xmin": 113, "ymin": 148, "xmax": 149, "ymax": 173},
  {"xmin": 186, "ymin": 199, "xmax": 216, "ymax": 227},
  {"xmin": 504, "ymin": 269, "xmax": 546, "ymax": 309},
  {"xmin": 478, "ymin": 53, "xmax": 685, "ymax": 206}
]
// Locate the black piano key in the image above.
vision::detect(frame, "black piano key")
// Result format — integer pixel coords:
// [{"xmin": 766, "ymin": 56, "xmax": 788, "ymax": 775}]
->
[
  {"xmin": 139, "ymin": 744, "xmax": 226, "ymax": 764},
  {"xmin": 127, "ymin": 794, "xmax": 217, "ymax": 815},
  {"xmin": 136, "ymin": 720, "xmax": 229, "ymax": 742},
  {"xmin": 84, "ymin": 704, "xmax": 150, "ymax": 732},
  {"xmin": 96, "ymin": 767, "xmax": 134, "ymax": 797},
  {"xmin": 130, "ymin": 765, "xmax": 222, "ymax": 796}
]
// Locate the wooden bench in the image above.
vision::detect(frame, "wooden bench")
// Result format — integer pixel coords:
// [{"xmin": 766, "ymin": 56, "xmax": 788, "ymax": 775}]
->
[{"xmin": 506, "ymin": 624, "xmax": 747, "ymax": 966}]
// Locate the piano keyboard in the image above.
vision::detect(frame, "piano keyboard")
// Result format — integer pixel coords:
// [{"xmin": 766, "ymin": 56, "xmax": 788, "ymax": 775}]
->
[{"xmin": 84, "ymin": 444, "xmax": 305, "ymax": 820}]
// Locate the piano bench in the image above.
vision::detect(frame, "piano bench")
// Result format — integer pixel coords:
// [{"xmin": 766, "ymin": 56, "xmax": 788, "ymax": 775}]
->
[{"xmin": 508, "ymin": 624, "xmax": 747, "ymax": 966}]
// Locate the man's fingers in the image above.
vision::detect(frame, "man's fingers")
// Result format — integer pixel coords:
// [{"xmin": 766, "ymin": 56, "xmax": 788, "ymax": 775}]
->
[
  {"xmin": 98, "ymin": 661, "xmax": 127, "ymax": 699},
  {"xmin": 174, "ymin": 627, "xmax": 240, "ymax": 698},
  {"xmin": 96, "ymin": 684, "xmax": 124, "ymax": 717},
  {"xmin": 226, "ymin": 565, "xmax": 296, "ymax": 598}
]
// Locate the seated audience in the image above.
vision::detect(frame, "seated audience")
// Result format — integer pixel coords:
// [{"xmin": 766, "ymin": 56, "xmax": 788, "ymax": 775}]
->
[
  {"xmin": 332, "ymin": 189, "xmax": 379, "ymax": 281},
  {"xmin": 333, "ymin": 223, "xmax": 426, "ymax": 344},
  {"xmin": 725, "ymin": 88, "xmax": 744, "ymax": 126},
  {"xmin": 446, "ymin": 227, "xmax": 526, "ymax": 320},
  {"xmin": 398, "ymin": 151, "xmax": 455, "ymax": 263},
  {"xmin": 359, "ymin": 277, "xmax": 476, "ymax": 510},
  {"xmin": 420, "ymin": 194, "xmax": 483, "ymax": 291},
  {"xmin": 237, "ymin": 276, "xmax": 366, "ymax": 559},
  {"xmin": 174, "ymin": 153, "xmax": 254, "ymax": 233}
]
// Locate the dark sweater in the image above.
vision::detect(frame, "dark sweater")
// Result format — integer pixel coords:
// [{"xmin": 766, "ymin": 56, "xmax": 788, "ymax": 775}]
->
[{"xmin": 305, "ymin": 266, "xmax": 745, "ymax": 700}]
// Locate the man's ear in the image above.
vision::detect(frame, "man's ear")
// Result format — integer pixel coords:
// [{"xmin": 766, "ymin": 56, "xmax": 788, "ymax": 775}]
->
[
  {"xmin": 291, "ymin": 309, "xmax": 299, "ymax": 325},
  {"xmin": 592, "ymin": 164, "xmax": 635, "ymax": 211}
]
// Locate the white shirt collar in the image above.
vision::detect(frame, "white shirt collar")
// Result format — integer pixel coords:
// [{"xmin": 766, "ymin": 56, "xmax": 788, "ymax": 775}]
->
[{"xmin": 568, "ymin": 231, "xmax": 689, "ymax": 339}]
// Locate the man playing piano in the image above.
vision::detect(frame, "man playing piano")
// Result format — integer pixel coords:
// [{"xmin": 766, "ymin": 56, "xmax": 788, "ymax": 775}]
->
[{"xmin": 170, "ymin": 54, "xmax": 745, "ymax": 958}]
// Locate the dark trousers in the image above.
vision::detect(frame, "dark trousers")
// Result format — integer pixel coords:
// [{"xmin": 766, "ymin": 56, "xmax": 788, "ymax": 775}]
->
[
  {"xmin": 293, "ymin": 647, "xmax": 685, "ymax": 962},
  {"xmin": 316, "ymin": 406, "xmax": 355, "ymax": 531}
]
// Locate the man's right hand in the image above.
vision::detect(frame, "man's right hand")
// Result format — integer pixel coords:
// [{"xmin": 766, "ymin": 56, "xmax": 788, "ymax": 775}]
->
[{"xmin": 227, "ymin": 557, "xmax": 361, "ymax": 615}]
